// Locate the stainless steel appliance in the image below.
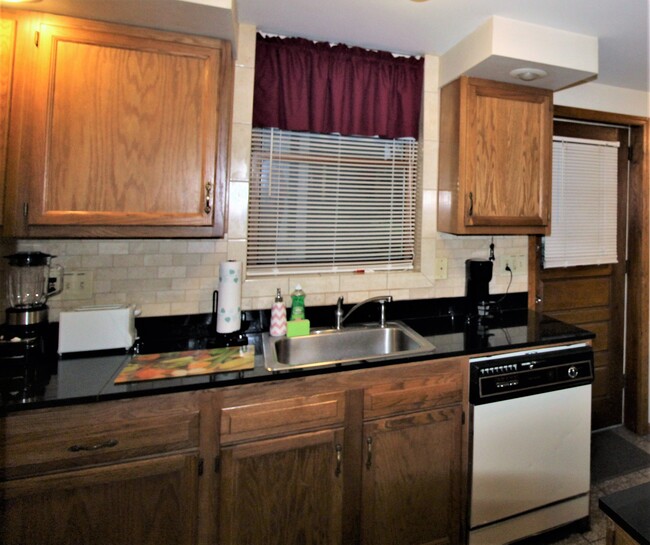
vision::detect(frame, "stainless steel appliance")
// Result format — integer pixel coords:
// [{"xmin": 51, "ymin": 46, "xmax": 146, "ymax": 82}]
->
[
  {"xmin": 469, "ymin": 343, "xmax": 594, "ymax": 545},
  {"xmin": 5, "ymin": 251, "xmax": 63, "ymax": 328}
]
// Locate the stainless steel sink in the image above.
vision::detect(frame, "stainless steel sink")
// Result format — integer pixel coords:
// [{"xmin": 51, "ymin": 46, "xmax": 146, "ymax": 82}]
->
[{"xmin": 263, "ymin": 322, "xmax": 435, "ymax": 371}]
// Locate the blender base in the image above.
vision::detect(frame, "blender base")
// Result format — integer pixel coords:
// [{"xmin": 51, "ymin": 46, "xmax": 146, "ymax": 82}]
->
[{"xmin": 5, "ymin": 305, "xmax": 49, "ymax": 328}]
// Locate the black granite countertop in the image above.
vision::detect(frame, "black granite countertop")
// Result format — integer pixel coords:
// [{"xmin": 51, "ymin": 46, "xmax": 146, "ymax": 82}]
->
[
  {"xmin": 599, "ymin": 482, "xmax": 650, "ymax": 545},
  {"xmin": 1, "ymin": 294, "xmax": 594, "ymax": 413}
]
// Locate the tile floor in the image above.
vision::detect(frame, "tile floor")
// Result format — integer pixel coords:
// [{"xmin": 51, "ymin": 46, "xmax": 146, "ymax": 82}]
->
[{"xmin": 540, "ymin": 426, "xmax": 650, "ymax": 545}]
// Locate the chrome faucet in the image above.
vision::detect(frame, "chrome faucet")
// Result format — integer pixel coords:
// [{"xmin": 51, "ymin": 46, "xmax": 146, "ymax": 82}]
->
[{"xmin": 335, "ymin": 295, "xmax": 393, "ymax": 329}]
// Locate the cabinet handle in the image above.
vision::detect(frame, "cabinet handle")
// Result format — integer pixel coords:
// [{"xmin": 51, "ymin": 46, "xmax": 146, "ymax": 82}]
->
[
  {"xmin": 335, "ymin": 444, "xmax": 343, "ymax": 477},
  {"xmin": 468, "ymin": 192, "xmax": 474, "ymax": 217},
  {"xmin": 68, "ymin": 439, "xmax": 118, "ymax": 452},
  {"xmin": 204, "ymin": 181, "xmax": 213, "ymax": 214},
  {"xmin": 365, "ymin": 436, "xmax": 373, "ymax": 469}
]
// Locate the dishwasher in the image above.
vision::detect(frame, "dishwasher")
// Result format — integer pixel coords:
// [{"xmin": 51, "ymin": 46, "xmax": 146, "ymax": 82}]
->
[{"xmin": 468, "ymin": 343, "xmax": 594, "ymax": 545}]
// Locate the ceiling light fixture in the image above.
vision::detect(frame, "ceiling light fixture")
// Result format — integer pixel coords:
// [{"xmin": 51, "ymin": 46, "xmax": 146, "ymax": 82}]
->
[{"xmin": 509, "ymin": 67, "xmax": 548, "ymax": 82}]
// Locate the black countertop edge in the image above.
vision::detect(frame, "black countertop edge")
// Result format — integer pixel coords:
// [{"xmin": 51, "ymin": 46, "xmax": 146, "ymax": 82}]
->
[
  {"xmin": 599, "ymin": 482, "xmax": 650, "ymax": 545},
  {"xmin": 1, "ymin": 297, "xmax": 596, "ymax": 414}
]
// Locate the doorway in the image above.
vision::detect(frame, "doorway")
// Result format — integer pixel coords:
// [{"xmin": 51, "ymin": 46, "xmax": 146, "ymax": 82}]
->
[{"xmin": 528, "ymin": 106, "xmax": 649, "ymax": 434}]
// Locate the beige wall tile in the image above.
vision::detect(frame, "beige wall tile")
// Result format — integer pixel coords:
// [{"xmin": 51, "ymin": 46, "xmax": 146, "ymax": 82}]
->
[
  {"xmin": 340, "ymin": 273, "xmax": 388, "ymax": 292},
  {"xmin": 236, "ymin": 24, "xmax": 257, "ymax": 68},
  {"xmin": 230, "ymin": 123, "xmax": 252, "ymax": 181},
  {"xmin": 227, "ymin": 181, "xmax": 249, "ymax": 239},
  {"xmin": 232, "ymin": 66, "xmax": 255, "ymax": 125}
]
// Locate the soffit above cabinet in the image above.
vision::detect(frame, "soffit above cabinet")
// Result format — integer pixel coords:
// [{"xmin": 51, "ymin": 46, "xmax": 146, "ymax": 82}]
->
[
  {"xmin": 0, "ymin": 0, "xmax": 237, "ymax": 48},
  {"xmin": 440, "ymin": 16, "xmax": 599, "ymax": 91}
]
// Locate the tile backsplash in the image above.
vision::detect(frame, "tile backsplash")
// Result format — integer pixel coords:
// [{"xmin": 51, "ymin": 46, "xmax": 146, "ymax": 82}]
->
[{"xmin": 1, "ymin": 234, "xmax": 528, "ymax": 321}]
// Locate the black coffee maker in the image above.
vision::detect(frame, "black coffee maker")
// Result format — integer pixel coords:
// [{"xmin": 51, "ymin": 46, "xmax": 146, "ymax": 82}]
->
[{"xmin": 465, "ymin": 258, "xmax": 493, "ymax": 322}]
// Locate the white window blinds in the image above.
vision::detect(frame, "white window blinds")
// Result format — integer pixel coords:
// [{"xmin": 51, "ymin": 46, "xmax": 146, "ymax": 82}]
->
[
  {"xmin": 247, "ymin": 128, "xmax": 418, "ymax": 275},
  {"xmin": 543, "ymin": 136, "xmax": 619, "ymax": 269}
]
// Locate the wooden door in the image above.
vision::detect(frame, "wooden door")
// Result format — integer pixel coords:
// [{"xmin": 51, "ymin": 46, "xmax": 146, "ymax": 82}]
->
[
  {"xmin": 219, "ymin": 428, "xmax": 345, "ymax": 545},
  {"xmin": 10, "ymin": 14, "xmax": 230, "ymax": 238},
  {"xmin": 464, "ymin": 78, "xmax": 552, "ymax": 230},
  {"xmin": 0, "ymin": 454, "xmax": 200, "ymax": 545},
  {"xmin": 531, "ymin": 120, "xmax": 628, "ymax": 430},
  {"xmin": 361, "ymin": 407, "xmax": 463, "ymax": 545}
]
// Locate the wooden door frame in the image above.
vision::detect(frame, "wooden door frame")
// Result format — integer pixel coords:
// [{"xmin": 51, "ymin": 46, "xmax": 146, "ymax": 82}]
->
[{"xmin": 528, "ymin": 105, "xmax": 649, "ymax": 435}]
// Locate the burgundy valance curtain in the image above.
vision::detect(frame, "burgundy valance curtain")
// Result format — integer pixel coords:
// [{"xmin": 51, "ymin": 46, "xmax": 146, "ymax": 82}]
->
[{"xmin": 253, "ymin": 34, "xmax": 424, "ymax": 139}]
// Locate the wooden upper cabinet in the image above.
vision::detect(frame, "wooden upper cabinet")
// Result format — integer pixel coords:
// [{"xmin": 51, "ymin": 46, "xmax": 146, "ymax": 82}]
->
[
  {"xmin": 5, "ymin": 12, "xmax": 232, "ymax": 238},
  {"xmin": 0, "ymin": 12, "xmax": 19, "ymax": 230},
  {"xmin": 438, "ymin": 76, "xmax": 553, "ymax": 235}
]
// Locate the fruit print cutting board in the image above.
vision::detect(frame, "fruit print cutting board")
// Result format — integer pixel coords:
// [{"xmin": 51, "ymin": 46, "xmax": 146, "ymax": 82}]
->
[{"xmin": 114, "ymin": 345, "xmax": 255, "ymax": 383}]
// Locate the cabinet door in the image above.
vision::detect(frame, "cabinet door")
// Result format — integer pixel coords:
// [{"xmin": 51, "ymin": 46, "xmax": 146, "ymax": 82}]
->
[
  {"xmin": 219, "ymin": 428, "xmax": 345, "ymax": 545},
  {"xmin": 464, "ymin": 79, "xmax": 552, "ymax": 229},
  {"xmin": 1, "ymin": 454, "xmax": 200, "ymax": 545},
  {"xmin": 0, "ymin": 12, "xmax": 18, "ymax": 229},
  {"xmin": 361, "ymin": 407, "xmax": 463, "ymax": 545},
  {"xmin": 15, "ymin": 15, "xmax": 229, "ymax": 237}
]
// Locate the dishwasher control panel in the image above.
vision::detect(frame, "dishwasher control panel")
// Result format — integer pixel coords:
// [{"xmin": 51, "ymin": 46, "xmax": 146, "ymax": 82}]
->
[{"xmin": 470, "ymin": 344, "xmax": 594, "ymax": 404}]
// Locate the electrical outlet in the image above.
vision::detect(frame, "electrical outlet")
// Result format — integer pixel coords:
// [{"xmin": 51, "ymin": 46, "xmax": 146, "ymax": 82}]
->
[
  {"xmin": 62, "ymin": 270, "xmax": 94, "ymax": 300},
  {"xmin": 434, "ymin": 257, "xmax": 448, "ymax": 280},
  {"xmin": 503, "ymin": 255, "xmax": 526, "ymax": 275}
]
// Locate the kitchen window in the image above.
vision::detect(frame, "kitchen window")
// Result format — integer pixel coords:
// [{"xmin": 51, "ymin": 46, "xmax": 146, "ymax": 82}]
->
[
  {"xmin": 247, "ymin": 127, "xmax": 418, "ymax": 275},
  {"xmin": 247, "ymin": 34, "xmax": 423, "ymax": 276}
]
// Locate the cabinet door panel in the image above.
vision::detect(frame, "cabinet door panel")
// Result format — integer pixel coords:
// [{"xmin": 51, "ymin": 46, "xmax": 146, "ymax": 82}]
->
[
  {"xmin": 362, "ymin": 407, "xmax": 463, "ymax": 545},
  {"xmin": 29, "ymin": 22, "xmax": 220, "ymax": 227},
  {"xmin": 466, "ymin": 83, "xmax": 551, "ymax": 227},
  {"xmin": 219, "ymin": 428, "xmax": 345, "ymax": 545},
  {"xmin": 438, "ymin": 76, "xmax": 552, "ymax": 235},
  {"xmin": 1, "ymin": 454, "xmax": 200, "ymax": 545},
  {"xmin": 0, "ymin": 15, "xmax": 17, "ymax": 228}
]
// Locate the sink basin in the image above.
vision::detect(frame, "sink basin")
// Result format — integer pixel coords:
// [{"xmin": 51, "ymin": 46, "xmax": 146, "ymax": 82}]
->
[{"xmin": 263, "ymin": 322, "xmax": 435, "ymax": 371}]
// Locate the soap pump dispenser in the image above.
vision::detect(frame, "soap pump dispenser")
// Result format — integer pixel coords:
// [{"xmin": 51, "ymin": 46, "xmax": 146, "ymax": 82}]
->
[{"xmin": 269, "ymin": 288, "xmax": 287, "ymax": 337}]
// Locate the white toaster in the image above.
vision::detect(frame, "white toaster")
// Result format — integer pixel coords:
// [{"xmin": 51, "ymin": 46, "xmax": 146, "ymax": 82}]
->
[{"xmin": 58, "ymin": 304, "xmax": 137, "ymax": 354}]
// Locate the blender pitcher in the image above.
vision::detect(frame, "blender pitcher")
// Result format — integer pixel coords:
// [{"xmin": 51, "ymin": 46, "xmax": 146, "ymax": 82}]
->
[{"xmin": 5, "ymin": 252, "xmax": 64, "ymax": 326}]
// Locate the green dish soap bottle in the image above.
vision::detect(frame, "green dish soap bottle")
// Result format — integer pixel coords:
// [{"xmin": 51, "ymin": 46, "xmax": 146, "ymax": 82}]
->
[{"xmin": 290, "ymin": 284, "xmax": 306, "ymax": 321}]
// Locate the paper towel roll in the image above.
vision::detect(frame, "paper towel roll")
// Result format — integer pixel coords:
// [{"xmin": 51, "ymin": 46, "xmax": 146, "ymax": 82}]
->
[{"xmin": 216, "ymin": 260, "xmax": 242, "ymax": 334}]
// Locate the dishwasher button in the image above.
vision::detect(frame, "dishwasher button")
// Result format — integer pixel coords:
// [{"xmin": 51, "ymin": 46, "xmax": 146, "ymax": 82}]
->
[{"xmin": 567, "ymin": 366, "xmax": 579, "ymax": 379}]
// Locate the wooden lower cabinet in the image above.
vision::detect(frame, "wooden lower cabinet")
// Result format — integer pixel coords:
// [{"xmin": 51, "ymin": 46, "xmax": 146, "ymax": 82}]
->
[
  {"xmin": 0, "ymin": 392, "xmax": 205, "ymax": 545},
  {"xmin": 362, "ymin": 407, "xmax": 463, "ymax": 545},
  {"xmin": 1, "ymin": 454, "xmax": 200, "ymax": 545},
  {"xmin": 606, "ymin": 517, "xmax": 641, "ymax": 545},
  {"xmin": 219, "ymin": 428, "xmax": 346, "ymax": 545},
  {"xmin": 217, "ymin": 357, "xmax": 466, "ymax": 545},
  {"xmin": 0, "ymin": 357, "xmax": 466, "ymax": 545}
]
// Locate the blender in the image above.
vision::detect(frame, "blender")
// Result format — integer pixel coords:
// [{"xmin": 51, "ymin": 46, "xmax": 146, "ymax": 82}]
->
[
  {"xmin": 1, "ymin": 252, "xmax": 62, "ymax": 403},
  {"xmin": 4, "ymin": 251, "xmax": 63, "ymax": 331}
]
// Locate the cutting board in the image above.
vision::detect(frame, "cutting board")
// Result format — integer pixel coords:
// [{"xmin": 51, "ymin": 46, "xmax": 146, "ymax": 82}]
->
[{"xmin": 114, "ymin": 345, "xmax": 255, "ymax": 383}]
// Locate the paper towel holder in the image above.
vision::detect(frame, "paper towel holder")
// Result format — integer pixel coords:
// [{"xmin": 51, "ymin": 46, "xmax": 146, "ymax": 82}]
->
[{"xmin": 211, "ymin": 290, "xmax": 248, "ymax": 348}]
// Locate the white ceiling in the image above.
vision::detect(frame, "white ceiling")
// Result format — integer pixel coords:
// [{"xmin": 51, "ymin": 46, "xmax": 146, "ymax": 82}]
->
[
  {"xmin": 3, "ymin": 0, "xmax": 648, "ymax": 92},
  {"xmin": 237, "ymin": 0, "xmax": 650, "ymax": 92}
]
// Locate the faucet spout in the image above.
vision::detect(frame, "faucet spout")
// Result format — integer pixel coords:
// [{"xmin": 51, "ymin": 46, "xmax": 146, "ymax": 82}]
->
[
  {"xmin": 335, "ymin": 296, "xmax": 345, "ymax": 329},
  {"xmin": 338, "ymin": 295, "xmax": 393, "ymax": 328}
]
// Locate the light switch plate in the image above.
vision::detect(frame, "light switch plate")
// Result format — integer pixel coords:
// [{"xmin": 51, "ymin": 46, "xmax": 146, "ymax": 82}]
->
[
  {"xmin": 434, "ymin": 257, "xmax": 448, "ymax": 280},
  {"xmin": 62, "ymin": 270, "xmax": 94, "ymax": 300}
]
